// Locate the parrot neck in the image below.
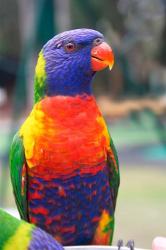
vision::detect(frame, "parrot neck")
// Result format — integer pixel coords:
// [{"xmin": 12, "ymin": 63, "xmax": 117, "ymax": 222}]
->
[
  {"xmin": 34, "ymin": 74, "xmax": 95, "ymax": 103},
  {"xmin": 34, "ymin": 76, "xmax": 93, "ymax": 103},
  {"xmin": 45, "ymin": 63, "xmax": 95, "ymax": 97},
  {"xmin": 47, "ymin": 78, "xmax": 93, "ymax": 97}
]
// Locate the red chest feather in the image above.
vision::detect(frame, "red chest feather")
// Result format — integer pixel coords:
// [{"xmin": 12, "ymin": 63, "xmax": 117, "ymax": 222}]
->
[{"xmin": 20, "ymin": 95, "xmax": 110, "ymax": 177}]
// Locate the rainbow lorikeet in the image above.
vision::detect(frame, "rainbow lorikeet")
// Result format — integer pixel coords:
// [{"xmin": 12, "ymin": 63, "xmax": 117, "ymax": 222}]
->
[
  {"xmin": 0, "ymin": 208, "xmax": 63, "ymax": 250},
  {"xmin": 10, "ymin": 28, "xmax": 120, "ymax": 246}
]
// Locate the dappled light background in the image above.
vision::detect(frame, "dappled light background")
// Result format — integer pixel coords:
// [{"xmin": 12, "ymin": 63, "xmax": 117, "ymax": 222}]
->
[{"xmin": 0, "ymin": 0, "xmax": 166, "ymax": 248}]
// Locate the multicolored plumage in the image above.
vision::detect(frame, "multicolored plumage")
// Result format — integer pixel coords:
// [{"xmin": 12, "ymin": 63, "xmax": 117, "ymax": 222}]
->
[
  {"xmin": 10, "ymin": 28, "xmax": 120, "ymax": 246},
  {"xmin": 0, "ymin": 208, "xmax": 63, "ymax": 250}
]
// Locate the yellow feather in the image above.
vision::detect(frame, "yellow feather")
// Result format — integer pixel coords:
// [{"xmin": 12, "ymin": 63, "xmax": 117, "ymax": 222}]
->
[
  {"xmin": 35, "ymin": 51, "xmax": 46, "ymax": 84},
  {"xmin": 4, "ymin": 223, "xmax": 33, "ymax": 250},
  {"xmin": 19, "ymin": 103, "xmax": 45, "ymax": 168}
]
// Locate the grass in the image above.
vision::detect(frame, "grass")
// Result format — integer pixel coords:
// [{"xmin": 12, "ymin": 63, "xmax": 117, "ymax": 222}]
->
[{"xmin": 113, "ymin": 166, "xmax": 166, "ymax": 249}]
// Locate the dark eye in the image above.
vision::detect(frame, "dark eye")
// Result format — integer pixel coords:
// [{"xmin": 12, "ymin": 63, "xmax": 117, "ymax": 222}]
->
[
  {"xmin": 93, "ymin": 37, "xmax": 103, "ymax": 46},
  {"xmin": 64, "ymin": 42, "xmax": 76, "ymax": 52}
]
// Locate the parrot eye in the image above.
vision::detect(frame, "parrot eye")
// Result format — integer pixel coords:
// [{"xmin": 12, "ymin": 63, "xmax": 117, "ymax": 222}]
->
[
  {"xmin": 64, "ymin": 42, "xmax": 77, "ymax": 52},
  {"xmin": 93, "ymin": 37, "xmax": 103, "ymax": 46}
]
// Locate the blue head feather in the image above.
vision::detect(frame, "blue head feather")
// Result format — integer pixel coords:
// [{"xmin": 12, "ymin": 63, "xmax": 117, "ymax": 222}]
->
[{"xmin": 43, "ymin": 28, "xmax": 104, "ymax": 96}]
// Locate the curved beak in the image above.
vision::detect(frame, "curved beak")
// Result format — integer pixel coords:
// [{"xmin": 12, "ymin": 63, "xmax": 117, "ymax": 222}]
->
[{"xmin": 91, "ymin": 42, "xmax": 114, "ymax": 72}]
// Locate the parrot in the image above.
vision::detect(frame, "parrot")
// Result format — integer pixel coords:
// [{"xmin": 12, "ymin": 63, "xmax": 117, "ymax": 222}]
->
[
  {"xmin": 0, "ymin": 208, "xmax": 63, "ymax": 250},
  {"xmin": 10, "ymin": 28, "xmax": 120, "ymax": 246}
]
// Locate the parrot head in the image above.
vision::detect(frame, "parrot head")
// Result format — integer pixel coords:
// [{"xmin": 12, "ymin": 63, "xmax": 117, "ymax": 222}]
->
[{"xmin": 34, "ymin": 28, "xmax": 114, "ymax": 102}]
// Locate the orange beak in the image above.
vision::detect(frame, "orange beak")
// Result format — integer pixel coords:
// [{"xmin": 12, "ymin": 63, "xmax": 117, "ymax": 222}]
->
[{"xmin": 91, "ymin": 42, "xmax": 114, "ymax": 72}]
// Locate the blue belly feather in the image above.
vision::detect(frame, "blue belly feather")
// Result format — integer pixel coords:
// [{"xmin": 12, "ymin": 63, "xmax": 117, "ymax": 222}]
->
[{"xmin": 28, "ymin": 164, "xmax": 113, "ymax": 245}]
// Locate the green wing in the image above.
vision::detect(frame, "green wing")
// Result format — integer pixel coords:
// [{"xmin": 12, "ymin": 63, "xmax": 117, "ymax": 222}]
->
[
  {"xmin": 107, "ymin": 136, "xmax": 120, "ymax": 211},
  {"xmin": 9, "ymin": 133, "xmax": 28, "ymax": 220},
  {"xmin": 104, "ymin": 133, "xmax": 120, "ymax": 245}
]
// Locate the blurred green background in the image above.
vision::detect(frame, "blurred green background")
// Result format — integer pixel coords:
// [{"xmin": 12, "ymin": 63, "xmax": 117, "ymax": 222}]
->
[{"xmin": 0, "ymin": 0, "xmax": 166, "ymax": 248}]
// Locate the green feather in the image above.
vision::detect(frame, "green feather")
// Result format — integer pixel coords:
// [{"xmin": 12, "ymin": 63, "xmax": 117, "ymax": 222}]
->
[
  {"xmin": 108, "ymin": 135, "xmax": 120, "ymax": 210},
  {"xmin": 107, "ymin": 132, "xmax": 120, "ymax": 244},
  {"xmin": 0, "ymin": 209, "xmax": 20, "ymax": 248},
  {"xmin": 0, "ymin": 209, "xmax": 34, "ymax": 250},
  {"xmin": 9, "ymin": 133, "xmax": 28, "ymax": 220}
]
